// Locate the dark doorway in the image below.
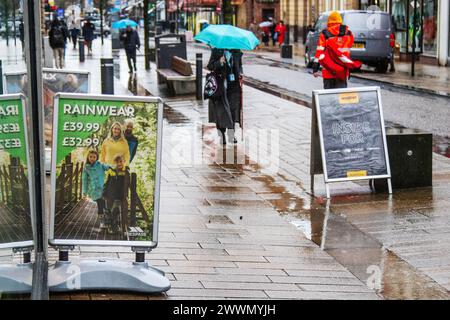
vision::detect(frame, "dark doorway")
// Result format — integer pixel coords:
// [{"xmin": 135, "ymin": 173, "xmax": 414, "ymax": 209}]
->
[{"xmin": 262, "ymin": 9, "xmax": 275, "ymax": 21}]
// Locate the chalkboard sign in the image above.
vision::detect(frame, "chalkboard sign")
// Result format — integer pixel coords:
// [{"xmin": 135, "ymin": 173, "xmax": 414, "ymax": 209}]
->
[{"xmin": 310, "ymin": 87, "xmax": 392, "ymax": 198}]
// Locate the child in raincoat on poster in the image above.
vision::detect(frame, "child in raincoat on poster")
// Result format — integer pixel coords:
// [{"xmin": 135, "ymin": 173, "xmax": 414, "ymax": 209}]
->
[
  {"xmin": 82, "ymin": 150, "xmax": 110, "ymax": 228},
  {"xmin": 103, "ymin": 154, "xmax": 131, "ymax": 235}
]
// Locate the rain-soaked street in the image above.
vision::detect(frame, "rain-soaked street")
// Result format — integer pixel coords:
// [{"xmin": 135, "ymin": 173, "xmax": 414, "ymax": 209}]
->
[{"xmin": 1, "ymin": 35, "xmax": 450, "ymax": 300}]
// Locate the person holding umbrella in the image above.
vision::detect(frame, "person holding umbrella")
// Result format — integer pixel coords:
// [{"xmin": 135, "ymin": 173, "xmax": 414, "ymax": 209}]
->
[
  {"xmin": 195, "ymin": 25, "xmax": 259, "ymax": 145},
  {"xmin": 259, "ymin": 20, "xmax": 272, "ymax": 47},
  {"xmin": 207, "ymin": 48, "xmax": 243, "ymax": 145},
  {"xmin": 120, "ymin": 25, "xmax": 140, "ymax": 74}
]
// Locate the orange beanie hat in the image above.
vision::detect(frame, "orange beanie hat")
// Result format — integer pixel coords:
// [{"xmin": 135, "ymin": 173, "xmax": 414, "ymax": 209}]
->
[{"xmin": 328, "ymin": 11, "xmax": 343, "ymax": 25}]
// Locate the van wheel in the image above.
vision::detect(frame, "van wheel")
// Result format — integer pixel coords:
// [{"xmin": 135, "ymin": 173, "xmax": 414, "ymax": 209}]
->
[{"xmin": 375, "ymin": 60, "xmax": 389, "ymax": 73}]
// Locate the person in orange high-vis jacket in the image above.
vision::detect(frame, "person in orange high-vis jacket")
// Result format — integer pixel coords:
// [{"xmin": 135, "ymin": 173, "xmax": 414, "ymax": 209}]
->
[{"xmin": 312, "ymin": 11, "xmax": 354, "ymax": 89}]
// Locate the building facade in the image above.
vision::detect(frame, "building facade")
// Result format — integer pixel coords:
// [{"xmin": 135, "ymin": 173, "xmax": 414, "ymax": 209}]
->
[
  {"xmin": 235, "ymin": 0, "xmax": 281, "ymax": 29},
  {"xmin": 279, "ymin": 0, "xmax": 448, "ymax": 65}
]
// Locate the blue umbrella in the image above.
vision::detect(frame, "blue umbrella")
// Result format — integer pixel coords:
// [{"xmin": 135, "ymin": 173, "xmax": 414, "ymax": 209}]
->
[
  {"xmin": 112, "ymin": 19, "xmax": 138, "ymax": 29},
  {"xmin": 194, "ymin": 24, "xmax": 260, "ymax": 50}
]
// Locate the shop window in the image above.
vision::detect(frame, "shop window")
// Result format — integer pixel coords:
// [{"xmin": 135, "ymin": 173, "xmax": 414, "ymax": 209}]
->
[
  {"xmin": 422, "ymin": 0, "xmax": 437, "ymax": 56},
  {"xmin": 360, "ymin": 0, "xmax": 388, "ymax": 11},
  {"xmin": 392, "ymin": 0, "xmax": 408, "ymax": 52}
]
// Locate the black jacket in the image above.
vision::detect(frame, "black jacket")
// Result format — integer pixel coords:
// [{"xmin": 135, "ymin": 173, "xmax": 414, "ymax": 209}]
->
[
  {"xmin": 49, "ymin": 21, "xmax": 68, "ymax": 48},
  {"xmin": 120, "ymin": 29, "xmax": 140, "ymax": 52},
  {"xmin": 82, "ymin": 22, "xmax": 95, "ymax": 42},
  {"xmin": 207, "ymin": 48, "xmax": 243, "ymax": 83}
]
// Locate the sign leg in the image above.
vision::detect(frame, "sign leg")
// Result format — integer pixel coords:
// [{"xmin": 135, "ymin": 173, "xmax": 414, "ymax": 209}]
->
[
  {"xmin": 325, "ymin": 183, "xmax": 331, "ymax": 199},
  {"xmin": 387, "ymin": 178, "xmax": 393, "ymax": 194}
]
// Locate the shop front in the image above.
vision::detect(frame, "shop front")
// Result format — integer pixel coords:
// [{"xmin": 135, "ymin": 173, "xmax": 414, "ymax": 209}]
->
[
  {"xmin": 359, "ymin": 1, "xmax": 440, "ymax": 63},
  {"xmin": 391, "ymin": 0, "xmax": 438, "ymax": 61},
  {"xmin": 359, "ymin": 0, "xmax": 389, "ymax": 11}
]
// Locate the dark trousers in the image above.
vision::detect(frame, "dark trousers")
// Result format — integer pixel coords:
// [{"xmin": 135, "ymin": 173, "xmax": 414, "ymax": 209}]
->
[
  {"xmin": 96, "ymin": 198, "xmax": 105, "ymax": 215},
  {"xmin": 71, "ymin": 29, "xmax": 79, "ymax": 48},
  {"xmin": 72, "ymin": 34, "xmax": 78, "ymax": 48},
  {"xmin": 323, "ymin": 78, "xmax": 348, "ymax": 89},
  {"xmin": 126, "ymin": 50, "xmax": 137, "ymax": 72}
]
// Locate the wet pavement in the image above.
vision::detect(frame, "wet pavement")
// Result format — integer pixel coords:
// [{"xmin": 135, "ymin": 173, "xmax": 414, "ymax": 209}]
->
[
  {"xmin": 188, "ymin": 42, "xmax": 450, "ymax": 158},
  {"xmin": 1, "ymin": 38, "xmax": 450, "ymax": 299}
]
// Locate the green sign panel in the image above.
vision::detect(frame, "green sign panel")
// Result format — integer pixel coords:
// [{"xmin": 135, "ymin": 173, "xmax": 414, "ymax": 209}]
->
[
  {"xmin": 50, "ymin": 94, "xmax": 162, "ymax": 247},
  {"xmin": 0, "ymin": 98, "xmax": 28, "ymax": 164},
  {"xmin": 0, "ymin": 95, "xmax": 33, "ymax": 248}
]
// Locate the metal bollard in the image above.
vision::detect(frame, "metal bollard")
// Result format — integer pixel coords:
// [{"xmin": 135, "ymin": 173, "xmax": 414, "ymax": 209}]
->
[
  {"xmin": 293, "ymin": 25, "xmax": 299, "ymax": 43},
  {"xmin": 0, "ymin": 60, "xmax": 3, "ymax": 94},
  {"xmin": 196, "ymin": 53, "xmax": 202, "ymax": 100},
  {"xmin": 78, "ymin": 38, "xmax": 85, "ymax": 62},
  {"xmin": 101, "ymin": 58, "xmax": 114, "ymax": 95},
  {"xmin": 281, "ymin": 25, "xmax": 293, "ymax": 59}
]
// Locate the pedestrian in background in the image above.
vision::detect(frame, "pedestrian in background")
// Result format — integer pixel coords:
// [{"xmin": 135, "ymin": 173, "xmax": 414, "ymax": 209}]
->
[
  {"xmin": 19, "ymin": 19, "xmax": 25, "ymax": 54},
  {"xmin": 275, "ymin": 20, "xmax": 286, "ymax": 47},
  {"xmin": 82, "ymin": 19, "xmax": 95, "ymax": 55},
  {"xmin": 269, "ymin": 17, "xmax": 277, "ymax": 46},
  {"xmin": 248, "ymin": 20, "xmax": 260, "ymax": 38},
  {"xmin": 248, "ymin": 20, "xmax": 260, "ymax": 49},
  {"xmin": 312, "ymin": 11, "xmax": 354, "ymax": 89},
  {"xmin": 67, "ymin": 11, "xmax": 81, "ymax": 49},
  {"xmin": 120, "ymin": 25, "xmax": 140, "ymax": 74},
  {"xmin": 261, "ymin": 26, "xmax": 270, "ymax": 47},
  {"xmin": 49, "ymin": 17, "xmax": 68, "ymax": 69},
  {"xmin": 207, "ymin": 48, "xmax": 243, "ymax": 145}
]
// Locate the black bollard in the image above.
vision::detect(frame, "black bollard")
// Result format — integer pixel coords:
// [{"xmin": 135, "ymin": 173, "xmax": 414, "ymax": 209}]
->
[
  {"xmin": 101, "ymin": 58, "xmax": 114, "ymax": 95},
  {"xmin": 78, "ymin": 38, "xmax": 85, "ymax": 62},
  {"xmin": 0, "ymin": 60, "xmax": 3, "ymax": 94},
  {"xmin": 281, "ymin": 25, "xmax": 293, "ymax": 59},
  {"xmin": 196, "ymin": 53, "xmax": 203, "ymax": 100}
]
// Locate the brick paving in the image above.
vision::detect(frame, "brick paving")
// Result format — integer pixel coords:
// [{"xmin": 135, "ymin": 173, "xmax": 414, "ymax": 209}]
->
[{"xmin": 48, "ymin": 67, "xmax": 381, "ymax": 299}]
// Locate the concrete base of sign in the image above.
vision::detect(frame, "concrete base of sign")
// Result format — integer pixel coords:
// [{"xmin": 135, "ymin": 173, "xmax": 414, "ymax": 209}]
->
[
  {"xmin": 0, "ymin": 262, "xmax": 33, "ymax": 294},
  {"xmin": 48, "ymin": 259, "xmax": 171, "ymax": 293}
]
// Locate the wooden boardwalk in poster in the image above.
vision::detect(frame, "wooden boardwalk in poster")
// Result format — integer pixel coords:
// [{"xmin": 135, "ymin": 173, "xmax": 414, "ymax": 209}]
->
[
  {"xmin": 0, "ymin": 204, "xmax": 32, "ymax": 244},
  {"xmin": 54, "ymin": 199, "xmax": 127, "ymax": 241}
]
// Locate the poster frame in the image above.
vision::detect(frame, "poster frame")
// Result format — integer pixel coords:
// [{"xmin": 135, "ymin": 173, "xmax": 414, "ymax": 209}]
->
[
  {"xmin": 312, "ymin": 86, "xmax": 392, "ymax": 198},
  {"xmin": 2, "ymin": 68, "xmax": 91, "ymax": 95},
  {"xmin": 0, "ymin": 94, "xmax": 35, "ymax": 250},
  {"xmin": 49, "ymin": 93, "xmax": 163, "ymax": 249}
]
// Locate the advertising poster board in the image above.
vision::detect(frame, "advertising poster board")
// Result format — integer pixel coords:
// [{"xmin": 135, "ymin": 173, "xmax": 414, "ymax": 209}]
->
[
  {"xmin": 3, "ymin": 69, "xmax": 90, "ymax": 146},
  {"xmin": 311, "ymin": 87, "xmax": 392, "ymax": 198},
  {"xmin": 49, "ymin": 94, "xmax": 163, "ymax": 248},
  {"xmin": 0, "ymin": 94, "xmax": 34, "ymax": 249}
]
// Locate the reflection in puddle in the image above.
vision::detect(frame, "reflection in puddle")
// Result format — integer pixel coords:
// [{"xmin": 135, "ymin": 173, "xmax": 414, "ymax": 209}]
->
[{"xmin": 289, "ymin": 198, "xmax": 450, "ymax": 299}]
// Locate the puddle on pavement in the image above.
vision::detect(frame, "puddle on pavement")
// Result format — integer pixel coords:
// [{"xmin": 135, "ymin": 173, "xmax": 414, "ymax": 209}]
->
[
  {"xmin": 208, "ymin": 146, "xmax": 449, "ymax": 299},
  {"xmin": 289, "ymin": 199, "xmax": 450, "ymax": 299}
]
